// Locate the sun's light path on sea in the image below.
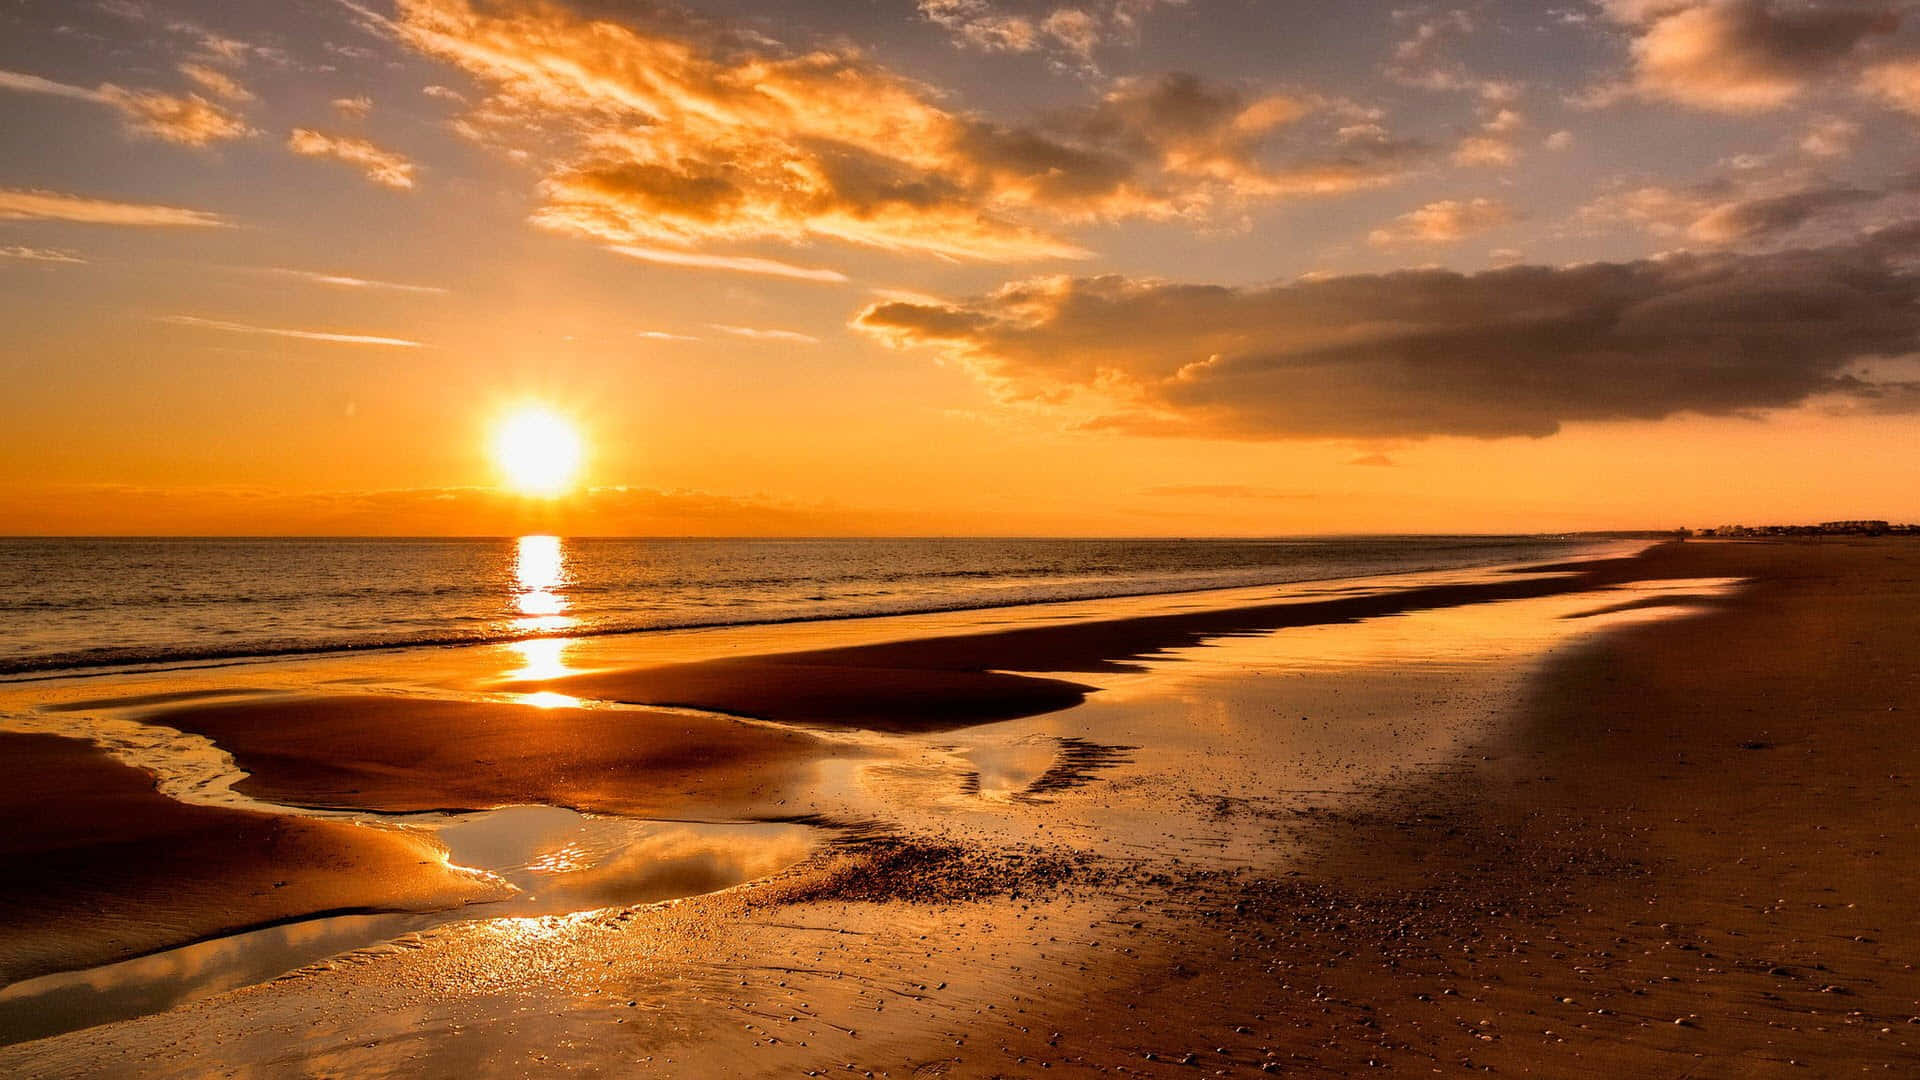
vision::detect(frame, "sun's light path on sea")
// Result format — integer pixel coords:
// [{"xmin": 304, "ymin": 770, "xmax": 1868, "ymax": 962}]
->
[{"xmin": 507, "ymin": 536, "xmax": 583, "ymax": 706}]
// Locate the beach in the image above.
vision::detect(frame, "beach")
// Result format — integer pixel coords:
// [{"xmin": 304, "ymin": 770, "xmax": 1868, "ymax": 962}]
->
[{"xmin": 2, "ymin": 538, "xmax": 1917, "ymax": 1075}]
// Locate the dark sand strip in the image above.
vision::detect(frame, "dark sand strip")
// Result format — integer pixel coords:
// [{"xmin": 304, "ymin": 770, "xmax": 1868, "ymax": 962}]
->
[
  {"xmin": 0, "ymin": 733, "xmax": 510, "ymax": 986},
  {"xmin": 150, "ymin": 695, "xmax": 848, "ymax": 818}
]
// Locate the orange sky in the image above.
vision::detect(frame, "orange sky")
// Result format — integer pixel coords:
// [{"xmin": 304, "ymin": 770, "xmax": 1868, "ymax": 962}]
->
[{"xmin": 3, "ymin": 0, "xmax": 1919, "ymax": 535}]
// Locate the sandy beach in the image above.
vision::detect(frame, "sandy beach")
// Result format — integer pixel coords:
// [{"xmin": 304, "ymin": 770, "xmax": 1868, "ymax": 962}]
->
[{"xmin": 2, "ymin": 538, "xmax": 1917, "ymax": 1075}]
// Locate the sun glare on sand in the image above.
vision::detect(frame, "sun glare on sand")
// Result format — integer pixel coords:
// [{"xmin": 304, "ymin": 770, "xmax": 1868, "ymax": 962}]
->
[{"xmin": 493, "ymin": 406, "xmax": 584, "ymax": 496}]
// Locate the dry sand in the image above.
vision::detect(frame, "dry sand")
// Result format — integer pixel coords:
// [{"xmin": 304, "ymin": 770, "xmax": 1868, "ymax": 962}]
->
[{"xmin": 3, "ymin": 539, "xmax": 1918, "ymax": 1076}]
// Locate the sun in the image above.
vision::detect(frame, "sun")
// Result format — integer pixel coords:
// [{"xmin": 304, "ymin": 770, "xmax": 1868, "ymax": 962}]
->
[{"xmin": 493, "ymin": 406, "xmax": 584, "ymax": 496}]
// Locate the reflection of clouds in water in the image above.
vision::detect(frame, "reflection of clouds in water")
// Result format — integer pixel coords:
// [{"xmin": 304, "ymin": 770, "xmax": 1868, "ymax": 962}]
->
[
  {"xmin": 535, "ymin": 827, "xmax": 816, "ymax": 910},
  {"xmin": 434, "ymin": 806, "xmax": 816, "ymax": 914},
  {"xmin": 0, "ymin": 808, "xmax": 819, "ymax": 1044},
  {"xmin": 0, "ymin": 911, "xmax": 424, "ymax": 1045}
]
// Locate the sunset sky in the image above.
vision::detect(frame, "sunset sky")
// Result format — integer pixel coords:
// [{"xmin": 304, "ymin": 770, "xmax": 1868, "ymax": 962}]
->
[{"xmin": 4, "ymin": 0, "xmax": 1920, "ymax": 535}]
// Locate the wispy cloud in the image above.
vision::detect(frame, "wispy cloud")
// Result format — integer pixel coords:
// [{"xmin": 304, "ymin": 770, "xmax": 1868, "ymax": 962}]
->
[
  {"xmin": 258, "ymin": 267, "xmax": 448, "ymax": 294},
  {"xmin": 0, "ymin": 67, "xmax": 251, "ymax": 145},
  {"xmin": 0, "ymin": 189, "xmax": 227, "ymax": 227},
  {"xmin": 638, "ymin": 330, "xmax": 701, "ymax": 341},
  {"xmin": 0, "ymin": 245, "xmax": 86, "ymax": 264},
  {"xmin": 710, "ymin": 324, "xmax": 821, "ymax": 344},
  {"xmin": 178, "ymin": 63, "xmax": 252, "ymax": 103},
  {"xmin": 160, "ymin": 315, "xmax": 423, "ymax": 348},
  {"xmin": 287, "ymin": 129, "xmax": 417, "ymax": 190},
  {"xmin": 607, "ymin": 244, "xmax": 849, "ymax": 283}
]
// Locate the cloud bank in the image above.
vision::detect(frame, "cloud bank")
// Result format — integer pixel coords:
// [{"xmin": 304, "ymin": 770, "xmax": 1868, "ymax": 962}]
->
[{"xmin": 855, "ymin": 220, "xmax": 1920, "ymax": 439}]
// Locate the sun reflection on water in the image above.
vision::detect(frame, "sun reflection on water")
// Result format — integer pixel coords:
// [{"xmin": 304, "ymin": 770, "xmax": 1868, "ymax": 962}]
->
[
  {"xmin": 507, "ymin": 637, "xmax": 574, "ymax": 682},
  {"xmin": 512, "ymin": 535, "xmax": 575, "ymax": 633}
]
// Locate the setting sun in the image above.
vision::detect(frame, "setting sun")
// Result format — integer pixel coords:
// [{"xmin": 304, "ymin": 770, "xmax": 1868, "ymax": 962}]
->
[{"xmin": 492, "ymin": 407, "xmax": 583, "ymax": 496}]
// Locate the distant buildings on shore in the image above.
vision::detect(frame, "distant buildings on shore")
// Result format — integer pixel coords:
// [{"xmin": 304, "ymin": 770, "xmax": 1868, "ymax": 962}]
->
[{"xmin": 1687, "ymin": 520, "xmax": 1919, "ymax": 538}]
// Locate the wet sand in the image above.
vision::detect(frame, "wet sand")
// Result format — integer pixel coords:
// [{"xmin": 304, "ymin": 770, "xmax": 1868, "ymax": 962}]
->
[
  {"xmin": 0, "ymin": 733, "xmax": 510, "ymax": 985},
  {"xmin": 4, "ymin": 539, "xmax": 1918, "ymax": 1075},
  {"xmin": 150, "ymin": 694, "xmax": 851, "ymax": 818}
]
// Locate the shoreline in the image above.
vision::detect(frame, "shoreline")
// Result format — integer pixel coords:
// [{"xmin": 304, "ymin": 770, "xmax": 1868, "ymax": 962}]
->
[
  {"xmin": 4, "ymin": 539, "xmax": 1917, "ymax": 1074},
  {"xmin": 0, "ymin": 537, "xmax": 1648, "ymax": 681}
]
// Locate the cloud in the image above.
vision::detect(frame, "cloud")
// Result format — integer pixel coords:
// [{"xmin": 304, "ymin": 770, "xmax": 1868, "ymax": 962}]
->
[
  {"xmin": 1451, "ymin": 106, "xmax": 1524, "ymax": 167},
  {"xmin": 1860, "ymin": 56, "xmax": 1920, "ymax": 113},
  {"xmin": 1369, "ymin": 198, "xmax": 1515, "ymax": 246},
  {"xmin": 358, "ymin": 0, "xmax": 1400, "ymax": 264},
  {"xmin": 1800, "ymin": 115, "xmax": 1861, "ymax": 157},
  {"xmin": 97, "ymin": 1, "xmax": 280, "ymax": 67},
  {"xmin": 638, "ymin": 330, "xmax": 700, "ymax": 341},
  {"xmin": 332, "ymin": 94, "xmax": 375, "ymax": 117},
  {"xmin": 0, "ymin": 245, "xmax": 86, "ymax": 263},
  {"xmin": 160, "ymin": 315, "xmax": 423, "ymax": 348},
  {"xmin": 1593, "ymin": 0, "xmax": 1900, "ymax": 112},
  {"xmin": 259, "ymin": 268, "xmax": 448, "ymax": 294},
  {"xmin": 709, "ymin": 324, "xmax": 821, "ymax": 344},
  {"xmin": 1682, "ymin": 185, "xmax": 1880, "ymax": 243},
  {"xmin": 178, "ymin": 64, "xmax": 252, "ymax": 102},
  {"xmin": 853, "ymin": 219, "xmax": 1920, "ymax": 440},
  {"xmin": 918, "ymin": 1, "xmax": 1181, "ymax": 68},
  {"xmin": 607, "ymin": 244, "xmax": 848, "ymax": 283},
  {"xmin": 1545, "ymin": 129, "xmax": 1574, "ymax": 150},
  {"xmin": 0, "ymin": 188, "xmax": 227, "ymax": 227},
  {"xmin": 287, "ymin": 129, "xmax": 418, "ymax": 189},
  {"xmin": 0, "ymin": 67, "xmax": 251, "ymax": 144},
  {"xmin": 1385, "ymin": 8, "xmax": 1518, "ymax": 100},
  {"xmin": 1580, "ymin": 172, "xmax": 1912, "ymax": 246}
]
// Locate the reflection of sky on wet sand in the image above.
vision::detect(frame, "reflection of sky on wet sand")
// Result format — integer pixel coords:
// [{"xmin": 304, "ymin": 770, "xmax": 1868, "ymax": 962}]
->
[
  {"xmin": 862, "ymin": 576, "xmax": 1747, "ymax": 865},
  {"xmin": 435, "ymin": 805, "xmax": 815, "ymax": 913},
  {"xmin": 0, "ymin": 804, "xmax": 816, "ymax": 1046}
]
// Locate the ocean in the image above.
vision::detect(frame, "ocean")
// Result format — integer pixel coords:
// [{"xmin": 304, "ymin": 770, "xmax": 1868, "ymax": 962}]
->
[{"xmin": 0, "ymin": 535, "xmax": 1635, "ymax": 676}]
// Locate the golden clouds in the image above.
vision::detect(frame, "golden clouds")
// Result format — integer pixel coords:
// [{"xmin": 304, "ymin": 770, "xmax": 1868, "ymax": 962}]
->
[
  {"xmin": 287, "ymin": 129, "xmax": 418, "ymax": 190},
  {"xmin": 370, "ymin": 0, "xmax": 1399, "ymax": 264},
  {"xmin": 1368, "ymin": 198, "xmax": 1515, "ymax": 247},
  {"xmin": 1596, "ymin": 0, "xmax": 1900, "ymax": 112}
]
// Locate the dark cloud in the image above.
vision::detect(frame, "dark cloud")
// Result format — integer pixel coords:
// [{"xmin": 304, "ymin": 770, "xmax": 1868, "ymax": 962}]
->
[
  {"xmin": 1583, "ymin": 170, "xmax": 1920, "ymax": 246},
  {"xmin": 1687, "ymin": 184, "xmax": 1879, "ymax": 242},
  {"xmin": 855, "ymin": 220, "xmax": 1920, "ymax": 439}
]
